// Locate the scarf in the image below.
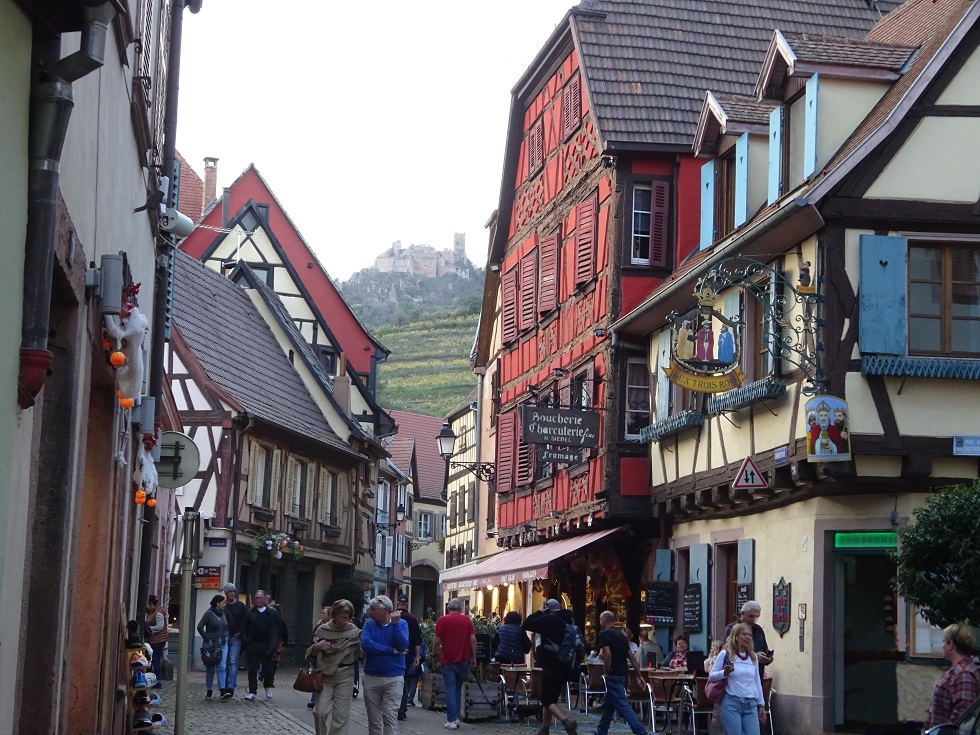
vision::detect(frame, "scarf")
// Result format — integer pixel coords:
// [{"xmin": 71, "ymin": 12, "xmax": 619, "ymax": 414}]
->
[{"xmin": 306, "ymin": 620, "xmax": 362, "ymax": 676}]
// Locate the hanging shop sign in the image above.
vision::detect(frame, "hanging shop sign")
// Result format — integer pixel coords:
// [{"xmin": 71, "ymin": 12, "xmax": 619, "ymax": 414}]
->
[
  {"xmin": 645, "ymin": 581, "xmax": 678, "ymax": 625},
  {"xmin": 804, "ymin": 395, "xmax": 851, "ymax": 462},
  {"xmin": 736, "ymin": 584, "xmax": 753, "ymax": 620},
  {"xmin": 520, "ymin": 405, "xmax": 600, "ymax": 448},
  {"xmin": 772, "ymin": 577, "xmax": 792, "ymax": 637},
  {"xmin": 665, "ymin": 289, "xmax": 745, "ymax": 394}
]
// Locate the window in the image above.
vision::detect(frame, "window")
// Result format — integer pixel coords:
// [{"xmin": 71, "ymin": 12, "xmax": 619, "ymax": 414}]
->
[
  {"xmin": 287, "ymin": 458, "xmax": 309, "ymax": 517},
  {"xmin": 249, "ymin": 444, "xmax": 277, "ymax": 508},
  {"xmin": 528, "ymin": 117, "xmax": 544, "ymax": 177},
  {"xmin": 396, "ymin": 483, "xmax": 407, "ymax": 514},
  {"xmin": 316, "ymin": 346, "xmax": 337, "ymax": 375},
  {"xmin": 909, "ymin": 244, "xmax": 980, "ymax": 355},
  {"xmin": 574, "ymin": 196, "xmax": 597, "ymax": 285},
  {"xmin": 561, "ymin": 73, "xmax": 582, "ymax": 140},
  {"xmin": 417, "ymin": 511, "xmax": 433, "ymax": 540},
  {"xmin": 439, "ymin": 514, "xmax": 447, "ymax": 540},
  {"xmin": 570, "ymin": 371, "xmax": 591, "ymax": 409},
  {"xmin": 625, "ymin": 359, "xmax": 651, "ymax": 437},
  {"xmin": 519, "ymin": 249, "xmax": 537, "ymax": 332},
  {"xmin": 538, "ymin": 232, "xmax": 560, "ymax": 313},
  {"xmin": 714, "ymin": 149, "xmax": 737, "ymax": 240},
  {"xmin": 632, "ymin": 181, "xmax": 670, "ymax": 266},
  {"xmin": 320, "ymin": 470, "xmax": 338, "ymax": 525},
  {"xmin": 501, "ymin": 268, "xmax": 519, "ymax": 344},
  {"xmin": 377, "ymin": 480, "xmax": 390, "ymax": 513}
]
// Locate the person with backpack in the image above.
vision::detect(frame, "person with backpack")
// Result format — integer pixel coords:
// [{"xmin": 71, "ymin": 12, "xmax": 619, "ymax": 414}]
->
[
  {"xmin": 522, "ymin": 599, "xmax": 580, "ymax": 735},
  {"xmin": 594, "ymin": 611, "xmax": 649, "ymax": 735}
]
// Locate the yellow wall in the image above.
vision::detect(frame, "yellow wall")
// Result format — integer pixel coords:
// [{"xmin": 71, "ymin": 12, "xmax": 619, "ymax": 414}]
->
[
  {"xmin": 936, "ymin": 41, "xmax": 980, "ymax": 105},
  {"xmin": 816, "ymin": 78, "xmax": 887, "ymax": 175},
  {"xmin": 747, "ymin": 134, "xmax": 769, "ymax": 219}
]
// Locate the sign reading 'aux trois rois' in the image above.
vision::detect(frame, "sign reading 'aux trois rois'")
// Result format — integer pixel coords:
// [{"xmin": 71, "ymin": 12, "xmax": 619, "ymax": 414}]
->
[
  {"xmin": 665, "ymin": 286, "xmax": 745, "ymax": 393},
  {"xmin": 519, "ymin": 405, "xmax": 600, "ymax": 448}
]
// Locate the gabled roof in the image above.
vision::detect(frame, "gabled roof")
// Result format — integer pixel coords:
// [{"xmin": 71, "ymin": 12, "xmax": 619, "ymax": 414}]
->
[
  {"xmin": 694, "ymin": 92, "xmax": 775, "ymax": 156},
  {"xmin": 172, "ymin": 251, "xmax": 362, "ymax": 461},
  {"xmin": 389, "ymin": 410, "xmax": 447, "ymax": 502},
  {"xmin": 387, "ymin": 434, "xmax": 422, "ymax": 500},
  {"xmin": 176, "ymin": 151, "xmax": 205, "ymax": 224}
]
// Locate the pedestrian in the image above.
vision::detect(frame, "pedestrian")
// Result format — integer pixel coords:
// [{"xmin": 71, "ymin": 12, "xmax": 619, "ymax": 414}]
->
[
  {"xmin": 593, "ymin": 611, "xmax": 650, "ymax": 735},
  {"xmin": 144, "ymin": 595, "xmax": 168, "ymax": 689},
  {"xmin": 708, "ymin": 623, "xmax": 766, "ymax": 735},
  {"xmin": 433, "ymin": 597, "xmax": 477, "ymax": 730},
  {"xmin": 360, "ymin": 594, "xmax": 409, "ymax": 735},
  {"xmin": 196, "ymin": 594, "xmax": 229, "ymax": 700},
  {"xmin": 308, "ymin": 599, "xmax": 362, "ymax": 735},
  {"xmin": 222, "ymin": 583, "xmax": 247, "ymax": 697},
  {"xmin": 395, "ymin": 594, "xmax": 423, "ymax": 721},
  {"xmin": 926, "ymin": 623, "xmax": 980, "ymax": 728},
  {"xmin": 724, "ymin": 601, "xmax": 773, "ymax": 678},
  {"xmin": 267, "ymin": 596, "xmax": 289, "ymax": 688},
  {"xmin": 522, "ymin": 598, "xmax": 579, "ymax": 735},
  {"xmin": 242, "ymin": 589, "xmax": 282, "ymax": 701},
  {"xmin": 310, "ymin": 605, "xmax": 333, "ymax": 710},
  {"xmin": 492, "ymin": 611, "xmax": 532, "ymax": 664}
]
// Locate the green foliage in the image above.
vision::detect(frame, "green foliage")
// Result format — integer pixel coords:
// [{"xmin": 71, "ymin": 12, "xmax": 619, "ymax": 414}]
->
[
  {"xmin": 322, "ymin": 577, "xmax": 367, "ymax": 609},
  {"xmin": 892, "ymin": 481, "xmax": 980, "ymax": 628}
]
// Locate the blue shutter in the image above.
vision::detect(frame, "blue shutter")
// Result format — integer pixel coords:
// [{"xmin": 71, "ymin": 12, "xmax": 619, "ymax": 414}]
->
[
  {"xmin": 804, "ymin": 74, "xmax": 819, "ymax": 178},
  {"xmin": 736, "ymin": 538, "xmax": 755, "ymax": 585},
  {"xmin": 655, "ymin": 549, "xmax": 674, "ymax": 656},
  {"xmin": 859, "ymin": 235, "xmax": 908, "ymax": 356},
  {"xmin": 767, "ymin": 107, "xmax": 782, "ymax": 204},
  {"xmin": 734, "ymin": 133, "xmax": 749, "ymax": 227},
  {"xmin": 689, "ymin": 543, "xmax": 711, "ymax": 653},
  {"xmin": 700, "ymin": 160, "xmax": 715, "ymax": 250}
]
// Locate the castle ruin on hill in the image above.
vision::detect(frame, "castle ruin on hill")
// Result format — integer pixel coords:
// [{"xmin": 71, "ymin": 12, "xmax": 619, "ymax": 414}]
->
[{"xmin": 373, "ymin": 233, "xmax": 470, "ymax": 278}]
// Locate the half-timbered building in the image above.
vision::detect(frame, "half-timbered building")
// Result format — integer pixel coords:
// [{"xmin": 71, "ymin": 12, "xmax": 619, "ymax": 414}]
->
[{"xmin": 613, "ymin": 0, "xmax": 980, "ymax": 731}]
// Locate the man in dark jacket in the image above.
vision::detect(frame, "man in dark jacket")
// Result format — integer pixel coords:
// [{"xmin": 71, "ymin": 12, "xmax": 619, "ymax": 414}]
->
[
  {"xmin": 723, "ymin": 600, "xmax": 772, "ymax": 679},
  {"xmin": 396, "ymin": 594, "xmax": 423, "ymax": 720},
  {"xmin": 242, "ymin": 589, "xmax": 282, "ymax": 701},
  {"xmin": 222, "ymin": 583, "xmax": 248, "ymax": 698},
  {"xmin": 523, "ymin": 599, "xmax": 579, "ymax": 735}
]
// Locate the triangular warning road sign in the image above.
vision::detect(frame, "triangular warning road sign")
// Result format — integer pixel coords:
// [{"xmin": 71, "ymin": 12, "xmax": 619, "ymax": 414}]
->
[{"xmin": 732, "ymin": 456, "xmax": 769, "ymax": 491}]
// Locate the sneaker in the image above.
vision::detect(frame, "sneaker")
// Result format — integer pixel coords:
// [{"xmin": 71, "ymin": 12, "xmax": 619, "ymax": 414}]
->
[
  {"xmin": 265, "ymin": 688, "xmax": 273, "ymax": 699},
  {"xmin": 129, "ymin": 650, "xmax": 149, "ymax": 668},
  {"xmin": 244, "ymin": 693, "xmax": 256, "ymax": 701},
  {"xmin": 408, "ymin": 701, "xmax": 418, "ymax": 707},
  {"xmin": 398, "ymin": 712, "xmax": 408, "ymax": 721},
  {"xmin": 151, "ymin": 713, "xmax": 167, "ymax": 726},
  {"xmin": 132, "ymin": 670, "xmax": 148, "ymax": 689},
  {"xmin": 205, "ymin": 690, "xmax": 212, "ymax": 700},
  {"xmin": 220, "ymin": 690, "xmax": 233, "ymax": 700},
  {"xmin": 148, "ymin": 693, "xmax": 162, "ymax": 705},
  {"xmin": 445, "ymin": 722, "xmax": 459, "ymax": 730},
  {"xmin": 564, "ymin": 718, "xmax": 578, "ymax": 735}
]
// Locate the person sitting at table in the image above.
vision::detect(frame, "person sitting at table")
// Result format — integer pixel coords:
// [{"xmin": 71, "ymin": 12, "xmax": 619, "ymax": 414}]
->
[
  {"xmin": 638, "ymin": 631, "xmax": 663, "ymax": 669},
  {"xmin": 665, "ymin": 633, "xmax": 689, "ymax": 670},
  {"xmin": 624, "ymin": 628, "xmax": 640, "ymax": 657},
  {"xmin": 492, "ymin": 611, "xmax": 532, "ymax": 664}
]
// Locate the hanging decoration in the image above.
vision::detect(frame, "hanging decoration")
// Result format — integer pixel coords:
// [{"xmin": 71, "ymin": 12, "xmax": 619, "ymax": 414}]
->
[
  {"xmin": 104, "ymin": 286, "xmax": 148, "ymax": 407},
  {"xmin": 249, "ymin": 531, "xmax": 304, "ymax": 561}
]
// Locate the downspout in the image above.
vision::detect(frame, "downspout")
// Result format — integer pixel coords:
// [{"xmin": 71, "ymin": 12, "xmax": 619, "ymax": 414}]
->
[
  {"xmin": 18, "ymin": 2, "xmax": 117, "ymax": 409},
  {"xmin": 228, "ymin": 411, "xmax": 253, "ymax": 579},
  {"xmin": 472, "ymin": 372, "xmax": 484, "ymax": 558}
]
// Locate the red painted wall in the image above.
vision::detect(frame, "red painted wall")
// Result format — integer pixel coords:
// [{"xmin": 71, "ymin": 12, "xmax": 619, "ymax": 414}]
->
[{"xmin": 619, "ymin": 457, "xmax": 651, "ymax": 496}]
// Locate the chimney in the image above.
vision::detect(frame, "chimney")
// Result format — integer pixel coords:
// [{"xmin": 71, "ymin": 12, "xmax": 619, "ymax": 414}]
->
[
  {"xmin": 333, "ymin": 352, "xmax": 350, "ymax": 414},
  {"xmin": 203, "ymin": 156, "xmax": 219, "ymax": 207}
]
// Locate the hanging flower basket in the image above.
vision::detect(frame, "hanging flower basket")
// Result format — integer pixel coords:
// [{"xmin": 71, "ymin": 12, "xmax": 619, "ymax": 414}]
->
[{"xmin": 249, "ymin": 531, "xmax": 304, "ymax": 561}]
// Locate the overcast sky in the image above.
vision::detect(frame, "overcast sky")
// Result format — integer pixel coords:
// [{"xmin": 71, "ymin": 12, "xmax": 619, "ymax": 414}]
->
[{"xmin": 176, "ymin": 1, "xmax": 575, "ymax": 281}]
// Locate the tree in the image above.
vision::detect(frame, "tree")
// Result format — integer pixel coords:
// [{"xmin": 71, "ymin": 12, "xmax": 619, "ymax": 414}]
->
[
  {"xmin": 322, "ymin": 577, "xmax": 367, "ymax": 610},
  {"xmin": 892, "ymin": 481, "xmax": 980, "ymax": 628}
]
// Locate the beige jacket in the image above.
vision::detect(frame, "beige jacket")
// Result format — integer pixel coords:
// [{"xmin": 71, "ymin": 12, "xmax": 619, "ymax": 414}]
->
[{"xmin": 305, "ymin": 621, "xmax": 362, "ymax": 677}]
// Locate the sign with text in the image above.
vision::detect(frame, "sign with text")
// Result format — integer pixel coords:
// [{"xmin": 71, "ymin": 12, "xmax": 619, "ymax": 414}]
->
[
  {"xmin": 772, "ymin": 577, "xmax": 792, "ymax": 637},
  {"xmin": 683, "ymin": 583, "xmax": 703, "ymax": 633},
  {"xmin": 540, "ymin": 447, "xmax": 585, "ymax": 464},
  {"xmin": 193, "ymin": 565, "xmax": 222, "ymax": 590},
  {"xmin": 520, "ymin": 405, "xmax": 600, "ymax": 448},
  {"xmin": 645, "ymin": 581, "xmax": 678, "ymax": 625}
]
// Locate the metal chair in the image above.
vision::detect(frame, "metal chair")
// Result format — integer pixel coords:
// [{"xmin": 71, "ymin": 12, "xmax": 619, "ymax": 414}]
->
[
  {"xmin": 649, "ymin": 675, "xmax": 686, "ymax": 734},
  {"xmin": 626, "ymin": 673, "xmax": 656, "ymax": 733},
  {"xmin": 762, "ymin": 677, "xmax": 775, "ymax": 735},
  {"xmin": 678, "ymin": 677, "xmax": 715, "ymax": 735},
  {"xmin": 578, "ymin": 663, "xmax": 607, "ymax": 712}
]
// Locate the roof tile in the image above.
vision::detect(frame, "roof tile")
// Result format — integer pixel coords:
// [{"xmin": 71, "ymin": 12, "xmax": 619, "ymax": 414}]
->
[{"xmin": 389, "ymin": 410, "xmax": 447, "ymax": 501}]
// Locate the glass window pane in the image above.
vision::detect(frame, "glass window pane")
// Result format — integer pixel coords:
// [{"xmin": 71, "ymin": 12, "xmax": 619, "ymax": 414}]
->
[
  {"xmin": 633, "ymin": 235, "xmax": 649, "ymax": 261},
  {"xmin": 951, "ymin": 249, "xmax": 980, "ymax": 283},
  {"xmin": 633, "ymin": 186, "xmax": 651, "ymax": 212},
  {"xmin": 909, "ymin": 282, "xmax": 942, "ymax": 316},
  {"xmin": 951, "ymin": 319, "xmax": 980, "ymax": 354},
  {"xmin": 633, "ymin": 212, "xmax": 650, "ymax": 236},
  {"xmin": 909, "ymin": 317, "xmax": 941, "ymax": 352},
  {"xmin": 952, "ymin": 284, "xmax": 980, "ymax": 318},
  {"xmin": 627, "ymin": 362, "xmax": 650, "ymax": 387},
  {"xmin": 909, "ymin": 247, "xmax": 941, "ymax": 281}
]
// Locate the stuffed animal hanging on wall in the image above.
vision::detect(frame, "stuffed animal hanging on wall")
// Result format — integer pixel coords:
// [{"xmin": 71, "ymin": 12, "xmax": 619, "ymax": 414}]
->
[{"xmin": 104, "ymin": 306, "xmax": 149, "ymax": 404}]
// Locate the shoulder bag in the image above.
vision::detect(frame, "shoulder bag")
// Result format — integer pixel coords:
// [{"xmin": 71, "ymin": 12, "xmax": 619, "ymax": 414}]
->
[
  {"xmin": 704, "ymin": 652, "xmax": 727, "ymax": 704},
  {"xmin": 293, "ymin": 658, "xmax": 323, "ymax": 693}
]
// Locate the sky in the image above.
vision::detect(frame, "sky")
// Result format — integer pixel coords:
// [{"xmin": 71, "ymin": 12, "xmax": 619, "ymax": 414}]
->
[{"xmin": 176, "ymin": 1, "xmax": 576, "ymax": 281}]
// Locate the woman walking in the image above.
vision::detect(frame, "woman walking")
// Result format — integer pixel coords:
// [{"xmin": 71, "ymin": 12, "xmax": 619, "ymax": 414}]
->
[
  {"xmin": 708, "ymin": 623, "xmax": 766, "ymax": 735},
  {"xmin": 197, "ymin": 594, "xmax": 230, "ymax": 699},
  {"xmin": 307, "ymin": 599, "xmax": 363, "ymax": 735}
]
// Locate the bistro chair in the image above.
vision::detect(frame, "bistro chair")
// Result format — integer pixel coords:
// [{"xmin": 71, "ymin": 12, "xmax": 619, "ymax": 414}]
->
[
  {"xmin": 578, "ymin": 662, "xmax": 607, "ymax": 712},
  {"xmin": 678, "ymin": 677, "xmax": 714, "ymax": 735},
  {"xmin": 649, "ymin": 674, "xmax": 686, "ymax": 734},
  {"xmin": 626, "ymin": 673, "xmax": 656, "ymax": 733}
]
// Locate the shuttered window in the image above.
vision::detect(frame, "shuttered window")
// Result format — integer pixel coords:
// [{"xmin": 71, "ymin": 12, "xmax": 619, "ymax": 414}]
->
[
  {"xmin": 575, "ymin": 196, "xmax": 597, "ymax": 286},
  {"xmin": 528, "ymin": 117, "xmax": 544, "ymax": 177},
  {"xmin": 538, "ymin": 232, "xmax": 560, "ymax": 313},
  {"xmin": 519, "ymin": 249, "xmax": 537, "ymax": 332},
  {"xmin": 495, "ymin": 411, "xmax": 517, "ymax": 493},
  {"xmin": 516, "ymin": 440, "xmax": 534, "ymax": 487},
  {"xmin": 501, "ymin": 268, "xmax": 519, "ymax": 344},
  {"xmin": 561, "ymin": 73, "xmax": 582, "ymax": 140},
  {"xmin": 632, "ymin": 181, "xmax": 670, "ymax": 267}
]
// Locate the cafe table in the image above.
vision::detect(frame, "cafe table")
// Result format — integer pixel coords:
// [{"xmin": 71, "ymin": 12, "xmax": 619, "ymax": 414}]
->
[{"xmin": 640, "ymin": 670, "xmax": 695, "ymax": 734}]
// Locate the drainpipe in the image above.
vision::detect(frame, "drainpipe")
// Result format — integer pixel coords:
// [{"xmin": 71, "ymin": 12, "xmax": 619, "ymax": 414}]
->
[
  {"xmin": 18, "ymin": 2, "xmax": 117, "ymax": 409},
  {"xmin": 228, "ymin": 411, "xmax": 253, "ymax": 578},
  {"xmin": 472, "ymin": 372, "xmax": 484, "ymax": 557}
]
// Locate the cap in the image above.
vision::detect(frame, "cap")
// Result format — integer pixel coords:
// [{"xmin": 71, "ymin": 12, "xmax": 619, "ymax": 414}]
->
[
  {"xmin": 544, "ymin": 599, "xmax": 561, "ymax": 611},
  {"xmin": 222, "ymin": 583, "xmax": 236, "ymax": 594},
  {"xmin": 397, "ymin": 594, "xmax": 409, "ymax": 603}
]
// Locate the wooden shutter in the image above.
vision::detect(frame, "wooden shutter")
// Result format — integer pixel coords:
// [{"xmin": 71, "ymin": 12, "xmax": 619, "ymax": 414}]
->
[
  {"xmin": 689, "ymin": 543, "xmax": 712, "ymax": 653},
  {"xmin": 538, "ymin": 233, "xmax": 559, "ymax": 313},
  {"xmin": 516, "ymin": 440, "xmax": 533, "ymax": 487},
  {"xmin": 804, "ymin": 74, "xmax": 819, "ymax": 179},
  {"xmin": 384, "ymin": 537, "xmax": 393, "ymax": 568},
  {"xmin": 734, "ymin": 133, "xmax": 749, "ymax": 228},
  {"xmin": 649, "ymin": 181, "xmax": 670, "ymax": 268},
  {"xmin": 655, "ymin": 330, "xmax": 672, "ymax": 422},
  {"xmin": 519, "ymin": 249, "xmax": 537, "ymax": 332},
  {"xmin": 285, "ymin": 459, "xmax": 297, "ymax": 516},
  {"xmin": 562, "ymin": 74, "xmax": 581, "ymax": 139},
  {"xmin": 270, "ymin": 449, "xmax": 282, "ymax": 510},
  {"xmin": 501, "ymin": 268, "xmax": 519, "ymax": 344},
  {"xmin": 246, "ymin": 443, "xmax": 259, "ymax": 505},
  {"xmin": 768, "ymin": 106, "xmax": 783, "ymax": 204},
  {"xmin": 495, "ymin": 411, "xmax": 517, "ymax": 493},
  {"xmin": 859, "ymin": 235, "xmax": 908, "ymax": 355},
  {"xmin": 305, "ymin": 464, "xmax": 316, "ymax": 519},
  {"xmin": 575, "ymin": 196, "xmax": 597, "ymax": 285},
  {"xmin": 467, "ymin": 482, "xmax": 476, "ymax": 522},
  {"xmin": 528, "ymin": 118, "xmax": 544, "ymax": 175},
  {"xmin": 700, "ymin": 160, "xmax": 715, "ymax": 250}
]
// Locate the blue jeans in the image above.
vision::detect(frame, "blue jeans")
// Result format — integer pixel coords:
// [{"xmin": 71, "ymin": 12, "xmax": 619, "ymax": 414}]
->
[
  {"xmin": 400, "ymin": 663, "xmax": 422, "ymax": 714},
  {"xmin": 205, "ymin": 640, "xmax": 228, "ymax": 692},
  {"xmin": 596, "ymin": 675, "xmax": 649, "ymax": 735},
  {"xmin": 441, "ymin": 661, "xmax": 470, "ymax": 723},
  {"xmin": 719, "ymin": 693, "xmax": 762, "ymax": 735},
  {"xmin": 150, "ymin": 641, "xmax": 166, "ymax": 685},
  {"xmin": 225, "ymin": 636, "xmax": 242, "ymax": 691}
]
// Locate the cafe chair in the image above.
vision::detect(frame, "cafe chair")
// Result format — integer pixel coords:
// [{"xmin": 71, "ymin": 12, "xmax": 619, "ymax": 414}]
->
[
  {"xmin": 678, "ymin": 677, "xmax": 714, "ymax": 735},
  {"xmin": 626, "ymin": 673, "xmax": 656, "ymax": 733},
  {"xmin": 578, "ymin": 663, "xmax": 607, "ymax": 713},
  {"xmin": 649, "ymin": 674, "xmax": 686, "ymax": 734},
  {"xmin": 762, "ymin": 677, "xmax": 775, "ymax": 735}
]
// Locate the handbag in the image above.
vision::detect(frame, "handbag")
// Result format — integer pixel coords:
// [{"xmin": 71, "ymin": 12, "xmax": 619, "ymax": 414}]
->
[
  {"xmin": 293, "ymin": 659, "xmax": 323, "ymax": 693},
  {"xmin": 704, "ymin": 652, "xmax": 727, "ymax": 704},
  {"xmin": 200, "ymin": 641, "xmax": 222, "ymax": 666}
]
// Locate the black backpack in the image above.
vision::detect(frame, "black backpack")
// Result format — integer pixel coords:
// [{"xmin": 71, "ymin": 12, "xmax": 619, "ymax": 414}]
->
[{"xmin": 556, "ymin": 622, "xmax": 586, "ymax": 668}]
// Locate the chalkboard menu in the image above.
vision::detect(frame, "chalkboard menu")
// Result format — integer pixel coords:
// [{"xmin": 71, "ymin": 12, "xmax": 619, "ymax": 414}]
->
[
  {"xmin": 475, "ymin": 633, "xmax": 493, "ymax": 664},
  {"xmin": 735, "ymin": 584, "xmax": 753, "ymax": 619},
  {"xmin": 684, "ymin": 583, "xmax": 703, "ymax": 633},
  {"xmin": 645, "ymin": 581, "xmax": 678, "ymax": 625}
]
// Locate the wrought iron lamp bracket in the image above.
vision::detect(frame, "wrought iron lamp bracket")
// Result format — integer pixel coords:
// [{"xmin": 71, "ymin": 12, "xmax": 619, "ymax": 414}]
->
[{"xmin": 449, "ymin": 461, "xmax": 496, "ymax": 489}]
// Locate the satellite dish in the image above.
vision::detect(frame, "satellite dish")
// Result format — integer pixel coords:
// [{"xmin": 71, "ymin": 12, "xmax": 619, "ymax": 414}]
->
[{"xmin": 157, "ymin": 431, "xmax": 201, "ymax": 489}]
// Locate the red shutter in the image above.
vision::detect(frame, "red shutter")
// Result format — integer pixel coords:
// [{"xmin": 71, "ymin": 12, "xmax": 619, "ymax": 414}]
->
[
  {"xmin": 650, "ymin": 180, "xmax": 670, "ymax": 268},
  {"xmin": 519, "ymin": 249, "xmax": 537, "ymax": 332},
  {"xmin": 495, "ymin": 412, "xmax": 517, "ymax": 493},
  {"xmin": 528, "ymin": 119, "xmax": 544, "ymax": 176},
  {"xmin": 538, "ymin": 233, "xmax": 559, "ymax": 313},
  {"xmin": 575, "ymin": 196, "xmax": 597, "ymax": 285},
  {"xmin": 501, "ymin": 268, "xmax": 518, "ymax": 344},
  {"xmin": 562, "ymin": 75, "xmax": 582, "ymax": 139},
  {"xmin": 516, "ymin": 441, "xmax": 533, "ymax": 487}
]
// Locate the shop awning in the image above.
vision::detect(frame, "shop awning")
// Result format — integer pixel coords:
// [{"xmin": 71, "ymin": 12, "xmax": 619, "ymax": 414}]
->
[{"xmin": 440, "ymin": 526, "xmax": 626, "ymax": 592}]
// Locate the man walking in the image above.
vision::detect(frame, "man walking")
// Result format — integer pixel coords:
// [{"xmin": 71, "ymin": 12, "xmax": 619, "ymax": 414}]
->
[
  {"xmin": 523, "ymin": 599, "xmax": 579, "ymax": 735},
  {"xmin": 724, "ymin": 601, "xmax": 772, "ymax": 676},
  {"xmin": 144, "ymin": 595, "xmax": 168, "ymax": 689},
  {"xmin": 361, "ymin": 595, "xmax": 409, "ymax": 735},
  {"xmin": 396, "ymin": 594, "xmax": 423, "ymax": 720},
  {"xmin": 433, "ymin": 598, "xmax": 477, "ymax": 730},
  {"xmin": 222, "ymin": 583, "xmax": 247, "ymax": 698},
  {"xmin": 243, "ymin": 589, "xmax": 282, "ymax": 701},
  {"xmin": 594, "ymin": 611, "xmax": 649, "ymax": 735}
]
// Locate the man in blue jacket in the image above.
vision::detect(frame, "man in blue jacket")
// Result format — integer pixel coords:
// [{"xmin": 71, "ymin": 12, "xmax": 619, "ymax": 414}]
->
[{"xmin": 361, "ymin": 595, "xmax": 410, "ymax": 735}]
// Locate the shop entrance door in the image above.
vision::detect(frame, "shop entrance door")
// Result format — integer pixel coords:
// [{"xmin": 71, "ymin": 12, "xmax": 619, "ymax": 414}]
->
[{"xmin": 834, "ymin": 550, "xmax": 900, "ymax": 731}]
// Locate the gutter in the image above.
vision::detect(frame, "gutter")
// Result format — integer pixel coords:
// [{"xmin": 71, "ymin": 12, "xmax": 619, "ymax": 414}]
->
[{"xmin": 18, "ymin": 1, "xmax": 118, "ymax": 408}]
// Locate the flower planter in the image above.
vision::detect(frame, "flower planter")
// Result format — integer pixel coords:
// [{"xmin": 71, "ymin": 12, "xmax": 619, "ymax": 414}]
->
[
  {"xmin": 420, "ymin": 671, "xmax": 447, "ymax": 710},
  {"xmin": 461, "ymin": 681, "xmax": 504, "ymax": 721}
]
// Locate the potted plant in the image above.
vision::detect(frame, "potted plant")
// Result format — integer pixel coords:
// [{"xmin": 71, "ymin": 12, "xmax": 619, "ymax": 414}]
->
[{"xmin": 419, "ymin": 614, "xmax": 446, "ymax": 710}]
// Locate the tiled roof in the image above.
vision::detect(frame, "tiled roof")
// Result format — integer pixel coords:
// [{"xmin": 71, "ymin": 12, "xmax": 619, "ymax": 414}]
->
[
  {"xmin": 571, "ymin": 0, "xmax": 900, "ymax": 149},
  {"xmin": 781, "ymin": 32, "xmax": 916, "ymax": 70},
  {"xmin": 172, "ymin": 251, "xmax": 356, "ymax": 456},
  {"xmin": 176, "ymin": 151, "xmax": 204, "ymax": 224},
  {"xmin": 389, "ymin": 410, "xmax": 446, "ymax": 501},
  {"xmin": 712, "ymin": 93, "xmax": 775, "ymax": 126},
  {"xmin": 388, "ymin": 435, "xmax": 416, "ymax": 482}
]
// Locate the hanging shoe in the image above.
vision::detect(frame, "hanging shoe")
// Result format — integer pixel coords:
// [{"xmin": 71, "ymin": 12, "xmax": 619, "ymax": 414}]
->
[{"xmin": 132, "ymin": 670, "xmax": 148, "ymax": 689}]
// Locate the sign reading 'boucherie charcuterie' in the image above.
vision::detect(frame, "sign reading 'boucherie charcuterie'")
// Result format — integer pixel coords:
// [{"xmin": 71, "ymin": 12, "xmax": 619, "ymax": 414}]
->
[{"xmin": 520, "ymin": 405, "xmax": 600, "ymax": 448}]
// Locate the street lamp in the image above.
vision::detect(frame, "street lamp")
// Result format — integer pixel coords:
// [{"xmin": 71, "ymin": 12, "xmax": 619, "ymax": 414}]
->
[
  {"xmin": 384, "ymin": 503, "xmax": 406, "ymax": 531},
  {"xmin": 435, "ymin": 422, "xmax": 495, "ymax": 488}
]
